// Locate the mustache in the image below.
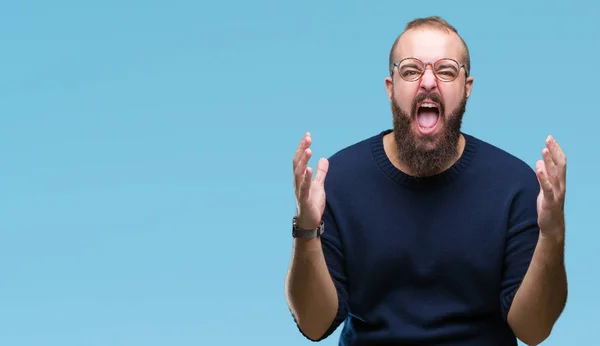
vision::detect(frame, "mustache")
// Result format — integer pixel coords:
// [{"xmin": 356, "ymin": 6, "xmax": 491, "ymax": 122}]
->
[
  {"xmin": 414, "ymin": 92, "xmax": 443, "ymax": 105},
  {"xmin": 412, "ymin": 92, "xmax": 444, "ymax": 116}
]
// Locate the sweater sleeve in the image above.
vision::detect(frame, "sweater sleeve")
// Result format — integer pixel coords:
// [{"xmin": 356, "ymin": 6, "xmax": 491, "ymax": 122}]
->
[
  {"xmin": 320, "ymin": 201, "xmax": 350, "ymax": 338},
  {"xmin": 293, "ymin": 200, "xmax": 350, "ymax": 342},
  {"xmin": 499, "ymin": 171, "xmax": 540, "ymax": 321}
]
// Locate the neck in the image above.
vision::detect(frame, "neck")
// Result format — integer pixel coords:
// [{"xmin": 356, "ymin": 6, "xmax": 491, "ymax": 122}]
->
[{"xmin": 383, "ymin": 132, "xmax": 466, "ymax": 177}]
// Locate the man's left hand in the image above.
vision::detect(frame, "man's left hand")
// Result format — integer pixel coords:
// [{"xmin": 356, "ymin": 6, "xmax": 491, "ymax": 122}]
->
[{"xmin": 535, "ymin": 135, "xmax": 567, "ymax": 239}]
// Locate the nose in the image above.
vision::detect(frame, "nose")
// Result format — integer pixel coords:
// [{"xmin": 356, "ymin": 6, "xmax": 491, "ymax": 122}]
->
[{"xmin": 419, "ymin": 66, "xmax": 438, "ymax": 92}]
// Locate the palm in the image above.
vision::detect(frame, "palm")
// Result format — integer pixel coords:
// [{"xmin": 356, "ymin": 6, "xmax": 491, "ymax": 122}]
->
[
  {"xmin": 537, "ymin": 190, "xmax": 553, "ymax": 230},
  {"xmin": 292, "ymin": 133, "xmax": 329, "ymax": 230},
  {"xmin": 535, "ymin": 136, "xmax": 567, "ymax": 238},
  {"xmin": 300, "ymin": 179, "xmax": 326, "ymax": 226}
]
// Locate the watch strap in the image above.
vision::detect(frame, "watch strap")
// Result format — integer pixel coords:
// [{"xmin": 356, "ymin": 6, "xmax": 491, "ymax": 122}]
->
[{"xmin": 292, "ymin": 216, "xmax": 324, "ymax": 238}]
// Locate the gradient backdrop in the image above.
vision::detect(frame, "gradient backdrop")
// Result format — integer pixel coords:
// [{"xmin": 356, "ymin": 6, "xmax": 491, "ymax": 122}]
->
[{"xmin": 1, "ymin": 0, "xmax": 598, "ymax": 345}]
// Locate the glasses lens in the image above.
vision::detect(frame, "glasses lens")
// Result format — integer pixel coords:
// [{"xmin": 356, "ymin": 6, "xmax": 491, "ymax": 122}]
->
[
  {"xmin": 398, "ymin": 58, "xmax": 424, "ymax": 81},
  {"xmin": 434, "ymin": 59, "xmax": 460, "ymax": 81}
]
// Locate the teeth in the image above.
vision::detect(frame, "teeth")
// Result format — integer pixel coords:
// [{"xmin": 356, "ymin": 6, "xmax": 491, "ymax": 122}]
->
[{"xmin": 421, "ymin": 103, "xmax": 437, "ymax": 108}]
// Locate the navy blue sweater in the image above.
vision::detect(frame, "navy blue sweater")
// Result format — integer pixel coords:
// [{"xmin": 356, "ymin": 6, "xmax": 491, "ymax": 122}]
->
[{"xmin": 297, "ymin": 130, "xmax": 540, "ymax": 345}]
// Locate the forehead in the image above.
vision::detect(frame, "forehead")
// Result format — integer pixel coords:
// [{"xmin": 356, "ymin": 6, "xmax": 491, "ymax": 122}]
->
[{"xmin": 395, "ymin": 28, "xmax": 464, "ymax": 63}]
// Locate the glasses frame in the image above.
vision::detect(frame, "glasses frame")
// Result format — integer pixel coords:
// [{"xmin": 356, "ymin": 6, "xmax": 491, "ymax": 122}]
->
[{"xmin": 391, "ymin": 57, "xmax": 469, "ymax": 82}]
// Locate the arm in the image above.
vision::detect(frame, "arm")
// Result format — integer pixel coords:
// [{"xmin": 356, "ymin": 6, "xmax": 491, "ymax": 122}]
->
[
  {"xmin": 285, "ymin": 237, "xmax": 340, "ymax": 340},
  {"xmin": 508, "ymin": 232, "xmax": 567, "ymax": 345},
  {"xmin": 285, "ymin": 132, "xmax": 349, "ymax": 341},
  {"xmin": 285, "ymin": 204, "xmax": 349, "ymax": 341},
  {"xmin": 506, "ymin": 135, "xmax": 568, "ymax": 345}
]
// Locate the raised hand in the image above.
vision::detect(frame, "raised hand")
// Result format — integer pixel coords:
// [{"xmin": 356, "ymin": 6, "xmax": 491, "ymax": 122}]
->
[
  {"xmin": 293, "ymin": 132, "xmax": 329, "ymax": 230},
  {"xmin": 535, "ymin": 135, "xmax": 567, "ymax": 239}
]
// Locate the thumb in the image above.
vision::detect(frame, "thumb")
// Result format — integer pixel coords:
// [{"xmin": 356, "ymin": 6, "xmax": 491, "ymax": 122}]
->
[
  {"xmin": 536, "ymin": 159, "xmax": 554, "ymax": 197},
  {"xmin": 313, "ymin": 158, "xmax": 329, "ymax": 186},
  {"xmin": 535, "ymin": 160, "xmax": 544, "ymax": 189}
]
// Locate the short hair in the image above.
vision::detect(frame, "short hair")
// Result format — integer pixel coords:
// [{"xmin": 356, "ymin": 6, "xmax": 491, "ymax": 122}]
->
[{"xmin": 388, "ymin": 16, "xmax": 471, "ymax": 76}]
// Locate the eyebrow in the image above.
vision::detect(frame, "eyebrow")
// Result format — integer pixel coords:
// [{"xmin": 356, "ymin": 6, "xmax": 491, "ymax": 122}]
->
[
  {"xmin": 401, "ymin": 63, "xmax": 422, "ymax": 69},
  {"xmin": 436, "ymin": 63, "xmax": 458, "ymax": 69}
]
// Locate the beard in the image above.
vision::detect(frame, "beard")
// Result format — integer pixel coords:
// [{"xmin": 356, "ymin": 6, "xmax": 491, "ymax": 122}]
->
[{"xmin": 391, "ymin": 87, "xmax": 468, "ymax": 177}]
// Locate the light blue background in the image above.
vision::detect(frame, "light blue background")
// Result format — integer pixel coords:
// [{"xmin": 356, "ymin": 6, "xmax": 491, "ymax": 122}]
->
[{"xmin": 0, "ymin": 1, "xmax": 597, "ymax": 345}]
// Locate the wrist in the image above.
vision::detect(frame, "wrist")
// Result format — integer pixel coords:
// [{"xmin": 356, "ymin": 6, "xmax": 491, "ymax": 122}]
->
[
  {"xmin": 539, "ymin": 233, "xmax": 565, "ymax": 247},
  {"xmin": 292, "ymin": 216, "xmax": 325, "ymax": 239},
  {"xmin": 539, "ymin": 227, "xmax": 565, "ymax": 245},
  {"xmin": 538, "ymin": 231, "xmax": 566, "ymax": 261},
  {"xmin": 293, "ymin": 237, "xmax": 323, "ymax": 257},
  {"xmin": 294, "ymin": 214, "xmax": 320, "ymax": 230}
]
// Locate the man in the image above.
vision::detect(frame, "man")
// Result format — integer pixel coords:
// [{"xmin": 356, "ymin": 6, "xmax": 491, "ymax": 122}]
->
[{"xmin": 285, "ymin": 16, "xmax": 568, "ymax": 346}]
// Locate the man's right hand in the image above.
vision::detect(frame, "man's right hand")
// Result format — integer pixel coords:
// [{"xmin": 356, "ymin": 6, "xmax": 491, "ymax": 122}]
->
[
  {"xmin": 288, "ymin": 132, "xmax": 339, "ymax": 341},
  {"xmin": 293, "ymin": 132, "xmax": 329, "ymax": 230}
]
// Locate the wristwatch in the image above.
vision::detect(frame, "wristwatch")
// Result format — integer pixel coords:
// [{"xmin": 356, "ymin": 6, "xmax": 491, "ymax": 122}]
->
[{"xmin": 292, "ymin": 216, "xmax": 324, "ymax": 238}]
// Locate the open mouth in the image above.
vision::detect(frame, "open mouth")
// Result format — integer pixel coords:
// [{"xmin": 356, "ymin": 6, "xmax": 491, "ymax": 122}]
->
[{"xmin": 416, "ymin": 102, "xmax": 440, "ymax": 135}]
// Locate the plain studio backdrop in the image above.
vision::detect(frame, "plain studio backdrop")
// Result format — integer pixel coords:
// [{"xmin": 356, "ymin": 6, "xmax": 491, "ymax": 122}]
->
[{"xmin": 0, "ymin": 0, "xmax": 597, "ymax": 345}]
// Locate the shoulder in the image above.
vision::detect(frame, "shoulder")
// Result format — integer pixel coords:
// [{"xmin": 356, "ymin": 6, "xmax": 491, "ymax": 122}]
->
[
  {"xmin": 327, "ymin": 131, "xmax": 382, "ymax": 165},
  {"xmin": 321, "ymin": 130, "xmax": 385, "ymax": 193},
  {"xmin": 325, "ymin": 131, "xmax": 383, "ymax": 172},
  {"xmin": 466, "ymin": 133, "xmax": 538, "ymax": 187},
  {"xmin": 464, "ymin": 134, "xmax": 540, "ymax": 225}
]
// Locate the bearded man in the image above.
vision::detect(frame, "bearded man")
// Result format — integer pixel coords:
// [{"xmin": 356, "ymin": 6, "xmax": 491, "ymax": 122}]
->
[{"xmin": 285, "ymin": 16, "xmax": 568, "ymax": 346}]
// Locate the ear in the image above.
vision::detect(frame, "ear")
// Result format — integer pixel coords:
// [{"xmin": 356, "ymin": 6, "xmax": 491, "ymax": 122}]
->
[
  {"xmin": 385, "ymin": 76, "xmax": 393, "ymax": 101},
  {"xmin": 465, "ymin": 76, "xmax": 474, "ymax": 98}
]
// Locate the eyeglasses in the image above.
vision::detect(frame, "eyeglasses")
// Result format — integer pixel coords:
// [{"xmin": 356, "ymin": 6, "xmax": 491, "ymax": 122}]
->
[{"xmin": 391, "ymin": 57, "xmax": 469, "ymax": 82}]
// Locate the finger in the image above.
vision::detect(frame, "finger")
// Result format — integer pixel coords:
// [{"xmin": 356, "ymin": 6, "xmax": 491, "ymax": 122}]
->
[
  {"xmin": 545, "ymin": 136, "xmax": 567, "ymax": 194},
  {"xmin": 542, "ymin": 147, "xmax": 558, "ymax": 182},
  {"xmin": 298, "ymin": 166, "xmax": 312, "ymax": 202},
  {"xmin": 313, "ymin": 158, "xmax": 329, "ymax": 186},
  {"xmin": 294, "ymin": 148, "xmax": 312, "ymax": 190},
  {"xmin": 547, "ymin": 135, "xmax": 567, "ymax": 179},
  {"xmin": 536, "ymin": 160, "xmax": 555, "ymax": 200},
  {"xmin": 293, "ymin": 133, "xmax": 312, "ymax": 169}
]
